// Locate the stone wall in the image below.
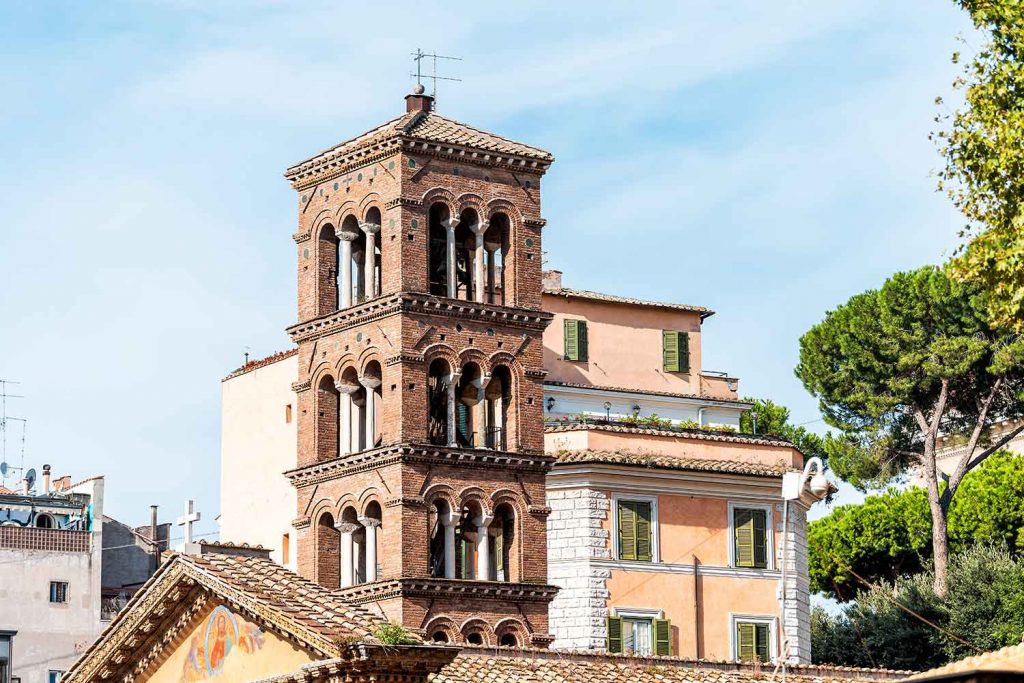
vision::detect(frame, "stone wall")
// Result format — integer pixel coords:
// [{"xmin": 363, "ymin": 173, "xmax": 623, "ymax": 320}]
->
[{"xmin": 778, "ymin": 503, "xmax": 811, "ymax": 664}]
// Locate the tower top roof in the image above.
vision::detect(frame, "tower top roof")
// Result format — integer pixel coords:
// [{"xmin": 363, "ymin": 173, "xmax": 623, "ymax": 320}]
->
[{"xmin": 285, "ymin": 103, "xmax": 553, "ymax": 189}]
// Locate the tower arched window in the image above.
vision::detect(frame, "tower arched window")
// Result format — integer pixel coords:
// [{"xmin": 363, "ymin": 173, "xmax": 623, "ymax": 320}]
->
[
  {"xmin": 428, "ymin": 204, "xmax": 451, "ymax": 296},
  {"xmin": 484, "ymin": 213, "xmax": 510, "ymax": 306},
  {"xmin": 491, "ymin": 503, "xmax": 516, "ymax": 582},
  {"xmin": 485, "ymin": 366, "xmax": 511, "ymax": 450},
  {"xmin": 338, "ymin": 215, "xmax": 361, "ymax": 309},
  {"xmin": 315, "ymin": 512, "xmax": 340, "ymax": 589},
  {"xmin": 317, "ymin": 224, "xmax": 339, "ymax": 315},
  {"xmin": 427, "ymin": 359, "xmax": 453, "ymax": 445},
  {"xmin": 316, "ymin": 376, "xmax": 340, "ymax": 463},
  {"xmin": 363, "ymin": 207, "xmax": 382, "ymax": 299}
]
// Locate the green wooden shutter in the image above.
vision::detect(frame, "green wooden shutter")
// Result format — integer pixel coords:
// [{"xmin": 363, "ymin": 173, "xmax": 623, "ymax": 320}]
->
[
  {"xmin": 752, "ymin": 509, "xmax": 768, "ymax": 569},
  {"xmin": 577, "ymin": 320, "xmax": 588, "ymax": 361},
  {"xmin": 460, "ymin": 538, "xmax": 469, "ymax": 579},
  {"xmin": 677, "ymin": 331, "xmax": 690, "ymax": 372},
  {"xmin": 737, "ymin": 622, "xmax": 756, "ymax": 661},
  {"xmin": 494, "ymin": 530, "xmax": 504, "ymax": 579},
  {"xmin": 755, "ymin": 623, "xmax": 770, "ymax": 663},
  {"xmin": 663, "ymin": 331, "xmax": 680, "ymax": 372},
  {"xmin": 734, "ymin": 509, "xmax": 755, "ymax": 568},
  {"xmin": 606, "ymin": 616, "xmax": 623, "ymax": 653},
  {"xmin": 635, "ymin": 501, "xmax": 653, "ymax": 562},
  {"xmin": 564, "ymin": 319, "xmax": 579, "ymax": 360},
  {"xmin": 653, "ymin": 619, "xmax": 671, "ymax": 656},
  {"xmin": 457, "ymin": 403, "xmax": 470, "ymax": 445},
  {"xmin": 618, "ymin": 501, "xmax": 637, "ymax": 561}
]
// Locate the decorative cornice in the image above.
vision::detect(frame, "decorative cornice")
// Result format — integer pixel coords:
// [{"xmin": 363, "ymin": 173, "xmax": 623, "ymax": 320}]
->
[
  {"xmin": 286, "ymin": 444, "xmax": 554, "ymax": 488},
  {"xmin": 292, "ymin": 516, "xmax": 311, "ymax": 530},
  {"xmin": 524, "ymin": 368, "xmax": 547, "ymax": 378},
  {"xmin": 400, "ymin": 139, "xmax": 550, "ymax": 175},
  {"xmin": 386, "ymin": 353, "xmax": 424, "ymax": 366},
  {"xmin": 288, "ymin": 143, "xmax": 402, "ymax": 192},
  {"xmin": 385, "ymin": 196, "xmax": 423, "ymax": 210},
  {"xmin": 522, "ymin": 218, "xmax": 546, "ymax": 229},
  {"xmin": 293, "ymin": 231, "xmax": 311, "ymax": 244},
  {"xmin": 291, "ymin": 381, "xmax": 312, "ymax": 393},
  {"xmin": 337, "ymin": 578, "xmax": 559, "ymax": 605},
  {"xmin": 287, "ymin": 293, "xmax": 551, "ymax": 344},
  {"xmin": 527, "ymin": 505, "xmax": 552, "ymax": 517},
  {"xmin": 385, "ymin": 495, "xmax": 425, "ymax": 508}
]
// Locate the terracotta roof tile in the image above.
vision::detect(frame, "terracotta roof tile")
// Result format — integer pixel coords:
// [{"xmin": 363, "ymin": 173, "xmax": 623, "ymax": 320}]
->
[
  {"xmin": 543, "ymin": 286, "xmax": 713, "ymax": 316},
  {"xmin": 223, "ymin": 348, "xmax": 298, "ymax": 380},
  {"xmin": 545, "ymin": 381, "xmax": 751, "ymax": 406},
  {"xmin": 901, "ymin": 642, "xmax": 1024, "ymax": 680},
  {"xmin": 545, "ymin": 421, "xmax": 799, "ymax": 450},
  {"xmin": 552, "ymin": 449, "xmax": 793, "ymax": 477}
]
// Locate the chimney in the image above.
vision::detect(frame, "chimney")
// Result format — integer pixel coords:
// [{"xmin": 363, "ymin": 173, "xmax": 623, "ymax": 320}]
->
[
  {"xmin": 542, "ymin": 270, "xmax": 563, "ymax": 291},
  {"xmin": 149, "ymin": 505, "xmax": 161, "ymax": 573},
  {"xmin": 42, "ymin": 464, "xmax": 51, "ymax": 495},
  {"xmin": 405, "ymin": 84, "xmax": 433, "ymax": 113}
]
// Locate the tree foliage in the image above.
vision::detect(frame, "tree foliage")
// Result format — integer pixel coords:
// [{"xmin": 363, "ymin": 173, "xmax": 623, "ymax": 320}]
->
[
  {"xmin": 812, "ymin": 545, "xmax": 1024, "ymax": 670},
  {"xmin": 739, "ymin": 397, "xmax": 829, "ymax": 463},
  {"xmin": 937, "ymin": 1, "xmax": 1024, "ymax": 332},
  {"xmin": 810, "ymin": 451, "xmax": 1024, "ymax": 599},
  {"xmin": 796, "ymin": 265, "xmax": 1024, "ymax": 594}
]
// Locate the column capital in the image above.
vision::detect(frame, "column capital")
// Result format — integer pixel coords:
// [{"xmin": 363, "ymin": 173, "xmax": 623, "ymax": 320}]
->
[
  {"xmin": 358, "ymin": 516, "xmax": 381, "ymax": 528},
  {"xmin": 335, "ymin": 521, "xmax": 360, "ymax": 534},
  {"xmin": 337, "ymin": 229, "xmax": 361, "ymax": 242},
  {"xmin": 335, "ymin": 380, "xmax": 361, "ymax": 395},
  {"xmin": 475, "ymin": 513, "xmax": 494, "ymax": 528},
  {"xmin": 360, "ymin": 221, "xmax": 381, "ymax": 235},
  {"xmin": 359, "ymin": 375, "xmax": 382, "ymax": 390},
  {"xmin": 445, "ymin": 372, "xmax": 462, "ymax": 387},
  {"xmin": 470, "ymin": 219, "xmax": 489, "ymax": 235},
  {"xmin": 441, "ymin": 217, "xmax": 460, "ymax": 231},
  {"xmin": 440, "ymin": 510, "xmax": 461, "ymax": 527}
]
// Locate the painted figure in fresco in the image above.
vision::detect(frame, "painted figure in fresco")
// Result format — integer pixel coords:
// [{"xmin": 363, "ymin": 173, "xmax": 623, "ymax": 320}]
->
[{"xmin": 181, "ymin": 606, "xmax": 264, "ymax": 682}]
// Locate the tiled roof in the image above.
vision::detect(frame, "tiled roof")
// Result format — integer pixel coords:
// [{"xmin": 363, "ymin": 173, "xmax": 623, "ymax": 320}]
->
[
  {"xmin": 545, "ymin": 421, "xmax": 799, "ymax": 450},
  {"xmin": 286, "ymin": 110, "xmax": 552, "ymax": 182},
  {"xmin": 181, "ymin": 552, "xmax": 389, "ymax": 644},
  {"xmin": 545, "ymin": 380, "xmax": 750, "ymax": 406},
  {"xmin": 428, "ymin": 649, "xmax": 908, "ymax": 683},
  {"xmin": 543, "ymin": 286, "xmax": 713, "ymax": 317},
  {"xmin": 553, "ymin": 449, "xmax": 792, "ymax": 477},
  {"xmin": 223, "ymin": 348, "xmax": 298, "ymax": 381},
  {"xmin": 901, "ymin": 642, "xmax": 1024, "ymax": 680}
]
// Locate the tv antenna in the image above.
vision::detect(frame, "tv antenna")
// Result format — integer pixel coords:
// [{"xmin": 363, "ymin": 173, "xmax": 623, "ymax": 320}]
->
[
  {"xmin": 410, "ymin": 49, "xmax": 462, "ymax": 104},
  {"xmin": 0, "ymin": 379, "xmax": 26, "ymax": 487}
]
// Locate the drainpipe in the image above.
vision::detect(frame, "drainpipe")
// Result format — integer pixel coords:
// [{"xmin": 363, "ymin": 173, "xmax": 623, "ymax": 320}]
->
[{"xmin": 149, "ymin": 505, "xmax": 160, "ymax": 574}]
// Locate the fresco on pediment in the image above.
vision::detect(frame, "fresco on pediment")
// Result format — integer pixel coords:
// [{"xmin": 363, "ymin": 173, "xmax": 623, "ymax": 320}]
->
[{"xmin": 182, "ymin": 605, "xmax": 265, "ymax": 681}]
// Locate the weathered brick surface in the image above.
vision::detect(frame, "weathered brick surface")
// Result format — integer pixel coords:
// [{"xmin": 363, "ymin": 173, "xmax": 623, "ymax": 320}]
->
[{"xmin": 287, "ymin": 111, "xmax": 555, "ymax": 644}]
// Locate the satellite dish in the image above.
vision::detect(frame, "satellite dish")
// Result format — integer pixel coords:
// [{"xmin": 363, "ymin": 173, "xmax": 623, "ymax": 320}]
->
[
  {"xmin": 25, "ymin": 468, "xmax": 36, "ymax": 491},
  {"xmin": 0, "ymin": 462, "xmax": 7, "ymax": 477}
]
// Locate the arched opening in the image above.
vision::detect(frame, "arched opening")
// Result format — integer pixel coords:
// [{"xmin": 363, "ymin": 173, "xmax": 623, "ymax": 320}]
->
[
  {"xmin": 362, "ymin": 500, "xmax": 382, "ymax": 582},
  {"xmin": 484, "ymin": 213, "xmax": 510, "ymax": 305},
  {"xmin": 316, "ymin": 375, "xmax": 340, "ymax": 463},
  {"xmin": 428, "ymin": 204, "xmax": 450, "ymax": 296},
  {"xmin": 364, "ymin": 207, "xmax": 382, "ymax": 299},
  {"xmin": 484, "ymin": 366, "xmax": 511, "ymax": 450},
  {"xmin": 456, "ymin": 499, "xmax": 485, "ymax": 580},
  {"xmin": 432, "ymin": 631, "xmax": 450, "ymax": 643},
  {"xmin": 338, "ymin": 215, "xmax": 361, "ymax": 309},
  {"xmin": 361, "ymin": 360, "xmax": 383, "ymax": 449},
  {"xmin": 457, "ymin": 363, "xmax": 484, "ymax": 448},
  {"xmin": 491, "ymin": 503, "xmax": 516, "ymax": 582},
  {"xmin": 317, "ymin": 224, "xmax": 339, "ymax": 315},
  {"xmin": 35, "ymin": 513, "xmax": 55, "ymax": 529},
  {"xmin": 315, "ymin": 512, "xmax": 340, "ymax": 589},
  {"xmin": 429, "ymin": 499, "xmax": 452, "ymax": 578},
  {"xmin": 466, "ymin": 632, "xmax": 484, "ymax": 645},
  {"xmin": 499, "ymin": 632, "xmax": 519, "ymax": 647},
  {"xmin": 427, "ymin": 358, "xmax": 453, "ymax": 446},
  {"xmin": 341, "ymin": 506, "xmax": 363, "ymax": 585},
  {"xmin": 454, "ymin": 213, "xmax": 475, "ymax": 301},
  {"xmin": 338, "ymin": 367, "xmax": 360, "ymax": 455}
]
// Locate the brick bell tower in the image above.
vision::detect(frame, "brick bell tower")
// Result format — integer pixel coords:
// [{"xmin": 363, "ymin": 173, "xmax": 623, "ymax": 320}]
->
[{"xmin": 284, "ymin": 86, "xmax": 558, "ymax": 647}]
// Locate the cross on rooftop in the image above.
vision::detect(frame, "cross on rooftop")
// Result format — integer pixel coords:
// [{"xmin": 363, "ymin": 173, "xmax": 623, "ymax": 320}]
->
[
  {"xmin": 410, "ymin": 48, "xmax": 462, "ymax": 103},
  {"xmin": 176, "ymin": 498, "xmax": 201, "ymax": 545}
]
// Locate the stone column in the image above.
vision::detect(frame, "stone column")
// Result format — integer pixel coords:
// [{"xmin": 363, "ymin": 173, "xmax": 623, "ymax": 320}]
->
[
  {"xmin": 338, "ymin": 228, "xmax": 359, "ymax": 308},
  {"xmin": 469, "ymin": 374, "xmax": 489, "ymax": 448},
  {"xmin": 472, "ymin": 220, "xmax": 488, "ymax": 303},
  {"xmin": 353, "ymin": 249, "xmax": 365, "ymax": 302},
  {"xmin": 360, "ymin": 375, "xmax": 382, "ymax": 449},
  {"xmin": 484, "ymin": 240, "xmax": 499, "ymax": 304},
  {"xmin": 441, "ymin": 217, "xmax": 460, "ymax": 299},
  {"xmin": 442, "ymin": 510, "xmax": 461, "ymax": 579},
  {"xmin": 446, "ymin": 372, "xmax": 461, "ymax": 448},
  {"xmin": 336, "ymin": 381, "xmax": 359, "ymax": 456},
  {"xmin": 476, "ymin": 514, "xmax": 494, "ymax": 580},
  {"xmin": 361, "ymin": 222, "xmax": 380, "ymax": 299},
  {"xmin": 359, "ymin": 517, "xmax": 380, "ymax": 582},
  {"xmin": 337, "ymin": 521, "xmax": 359, "ymax": 588}
]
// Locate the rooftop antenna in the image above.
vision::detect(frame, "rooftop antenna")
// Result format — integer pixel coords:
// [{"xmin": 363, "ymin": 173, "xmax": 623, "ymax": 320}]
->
[
  {"xmin": 244, "ymin": 346, "xmax": 251, "ymax": 365},
  {"xmin": 410, "ymin": 48, "xmax": 462, "ymax": 107},
  {"xmin": 0, "ymin": 380, "xmax": 25, "ymax": 487}
]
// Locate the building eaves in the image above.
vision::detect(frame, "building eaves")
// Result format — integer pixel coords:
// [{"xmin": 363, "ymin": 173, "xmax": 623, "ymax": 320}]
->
[
  {"xmin": 545, "ymin": 381, "xmax": 751, "ymax": 407},
  {"xmin": 543, "ymin": 286, "xmax": 714, "ymax": 318},
  {"xmin": 901, "ymin": 642, "xmax": 1024, "ymax": 681},
  {"xmin": 552, "ymin": 449, "xmax": 792, "ymax": 477},
  {"xmin": 223, "ymin": 348, "xmax": 298, "ymax": 381},
  {"xmin": 545, "ymin": 421, "xmax": 798, "ymax": 450}
]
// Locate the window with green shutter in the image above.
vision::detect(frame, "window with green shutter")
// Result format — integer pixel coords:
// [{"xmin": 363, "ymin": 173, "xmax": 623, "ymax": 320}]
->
[
  {"xmin": 733, "ymin": 507, "xmax": 768, "ymax": 569},
  {"xmin": 564, "ymin": 319, "xmax": 589, "ymax": 361},
  {"xmin": 736, "ymin": 621, "xmax": 770, "ymax": 662},
  {"xmin": 606, "ymin": 616, "xmax": 623, "ymax": 653},
  {"xmin": 617, "ymin": 500, "xmax": 654, "ymax": 562},
  {"xmin": 653, "ymin": 618, "xmax": 672, "ymax": 656},
  {"xmin": 661, "ymin": 331, "xmax": 690, "ymax": 373}
]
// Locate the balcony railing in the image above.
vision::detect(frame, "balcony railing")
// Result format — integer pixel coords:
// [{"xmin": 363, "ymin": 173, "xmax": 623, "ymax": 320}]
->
[{"xmin": 0, "ymin": 526, "xmax": 91, "ymax": 552}]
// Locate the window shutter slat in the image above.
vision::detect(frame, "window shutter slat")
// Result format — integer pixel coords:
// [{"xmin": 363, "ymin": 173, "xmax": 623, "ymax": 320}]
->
[
  {"xmin": 753, "ymin": 510, "xmax": 768, "ymax": 569},
  {"xmin": 564, "ymin": 319, "xmax": 579, "ymax": 361},
  {"xmin": 663, "ymin": 331, "xmax": 680, "ymax": 372},
  {"xmin": 755, "ymin": 624, "xmax": 771, "ymax": 663},
  {"xmin": 618, "ymin": 502, "xmax": 637, "ymax": 561},
  {"xmin": 653, "ymin": 619, "xmax": 671, "ymax": 656},
  {"xmin": 495, "ymin": 530, "xmax": 504, "ymax": 579},
  {"xmin": 734, "ymin": 509, "xmax": 755, "ymax": 568},
  {"xmin": 635, "ymin": 501, "xmax": 653, "ymax": 562},
  {"xmin": 737, "ymin": 622, "xmax": 756, "ymax": 662},
  {"xmin": 678, "ymin": 331, "xmax": 690, "ymax": 372},
  {"xmin": 578, "ymin": 320, "xmax": 589, "ymax": 362},
  {"xmin": 606, "ymin": 616, "xmax": 623, "ymax": 653}
]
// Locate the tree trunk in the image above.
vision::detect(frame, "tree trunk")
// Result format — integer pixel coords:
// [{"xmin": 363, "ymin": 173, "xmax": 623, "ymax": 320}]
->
[{"xmin": 929, "ymin": 493, "xmax": 951, "ymax": 598}]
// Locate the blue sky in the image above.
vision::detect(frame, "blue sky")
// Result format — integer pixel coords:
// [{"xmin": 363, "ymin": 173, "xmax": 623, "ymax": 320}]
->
[{"xmin": 0, "ymin": 1, "xmax": 971, "ymax": 539}]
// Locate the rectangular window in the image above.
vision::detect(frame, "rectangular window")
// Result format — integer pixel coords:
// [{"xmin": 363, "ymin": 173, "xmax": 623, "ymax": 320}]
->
[
  {"xmin": 281, "ymin": 533, "xmax": 290, "ymax": 564},
  {"xmin": 49, "ymin": 582, "xmax": 68, "ymax": 604},
  {"xmin": 736, "ymin": 621, "xmax": 771, "ymax": 663},
  {"xmin": 606, "ymin": 616, "xmax": 671, "ymax": 655},
  {"xmin": 733, "ymin": 508, "xmax": 768, "ymax": 569},
  {"xmin": 48, "ymin": 672, "xmax": 64, "ymax": 683},
  {"xmin": 285, "ymin": 404, "xmax": 293, "ymax": 423},
  {"xmin": 661, "ymin": 330, "xmax": 690, "ymax": 373},
  {"xmin": 617, "ymin": 499, "xmax": 653, "ymax": 562},
  {"xmin": 0, "ymin": 634, "xmax": 12, "ymax": 683},
  {"xmin": 563, "ymin": 319, "xmax": 588, "ymax": 362}
]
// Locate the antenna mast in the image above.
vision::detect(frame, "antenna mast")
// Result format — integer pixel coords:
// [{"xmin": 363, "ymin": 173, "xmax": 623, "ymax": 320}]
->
[
  {"xmin": 410, "ymin": 48, "xmax": 462, "ymax": 106},
  {"xmin": 0, "ymin": 379, "xmax": 26, "ymax": 487}
]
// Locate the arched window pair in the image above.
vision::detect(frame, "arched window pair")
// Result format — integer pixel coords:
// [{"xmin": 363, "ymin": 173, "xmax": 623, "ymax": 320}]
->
[
  {"xmin": 427, "ymin": 361, "xmax": 511, "ymax": 450},
  {"xmin": 428, "ymin": 499, "xmax": 516, "ymax": 583},
  {"xmin": 314, "ymin": 501, "xmax": 383, "ymax": 589},
  {"xmin": 315, "ymin": 361, "xmax": 383, "ymax": 463},
  {"xmin": 316, "ymin": 207, "xmax": 383, "ymax": 315},
  {"xmin": 429, "ymin": 204, "xmax": 509, "ymax": 305}
]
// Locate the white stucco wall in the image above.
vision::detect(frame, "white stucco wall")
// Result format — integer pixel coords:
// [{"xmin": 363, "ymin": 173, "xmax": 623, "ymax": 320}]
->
[{"xmin": 219, "ymin": 354, "xmax": 298, "ymax": 571}]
